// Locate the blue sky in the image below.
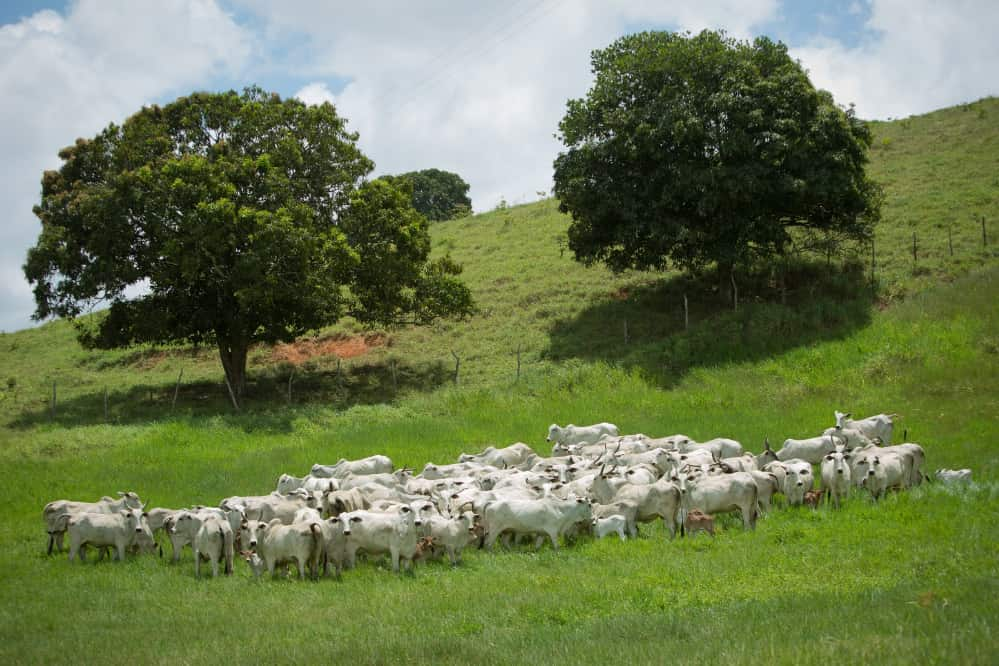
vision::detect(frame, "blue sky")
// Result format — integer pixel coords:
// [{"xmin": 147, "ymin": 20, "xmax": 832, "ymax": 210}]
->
[{"xmin": 1, "ymin": 0, "xmax": 996, "ymax": 333}]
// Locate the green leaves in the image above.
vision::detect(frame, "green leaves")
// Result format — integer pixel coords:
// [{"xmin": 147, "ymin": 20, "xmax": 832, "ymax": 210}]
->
[
  {"xmin": 554, "ymin": 30, "xmax": 882, "ymax": 275},
  {"xmin": 24, "ymin": 87, "xmax": 473, "ymax": 400}
]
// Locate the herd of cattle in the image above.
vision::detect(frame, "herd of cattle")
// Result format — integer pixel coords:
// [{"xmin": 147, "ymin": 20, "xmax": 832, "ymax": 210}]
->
[{"xmin": 42, "ymin": 410, "xmax": 973, "ymax": 579}]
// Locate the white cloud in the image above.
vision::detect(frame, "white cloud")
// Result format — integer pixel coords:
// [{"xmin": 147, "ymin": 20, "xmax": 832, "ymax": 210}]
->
[
  {"xmin": 792, "ymin": 0, "xmax": 999, "ymax": 119},
  {"xmin": 0, "ymin": 0, "xmax": 251, "ymax": 332},
  {"xmin": 295, "ymin": 82, "xmax": 337, "ymax": 106}
]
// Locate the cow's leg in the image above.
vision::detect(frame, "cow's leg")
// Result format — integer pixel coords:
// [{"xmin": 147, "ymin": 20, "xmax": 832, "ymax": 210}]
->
[
  {"xmin": 548, "ymin": 530, "xmax": 559, "ymax": 551},
  {"xmin": 195, "ymin": 551, "xmax": 202, "ymax": 578},
  {"xmin": 46, "ymin": 533, "xmax": 54, "ymax": 555},
  {"xmin": 390, "ymin": 547, "xmax": 400, "ymax": 573},
  {"xmin": 55, "ymin": 531, "xmax": 65, "ymax": 552},
  {"xmin": 483, "ymin": 530, "xmax": 499, "ymax": 551}
]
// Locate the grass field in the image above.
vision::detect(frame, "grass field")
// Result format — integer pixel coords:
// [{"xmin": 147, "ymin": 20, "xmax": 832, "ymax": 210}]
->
[{"xmin": 0, "ymin": 100, "xmax": 998, "ymax": 664}]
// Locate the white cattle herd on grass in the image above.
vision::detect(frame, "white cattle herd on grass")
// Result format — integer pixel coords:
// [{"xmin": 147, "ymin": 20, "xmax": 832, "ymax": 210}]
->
[{"xmin": 43, "ymin": 411, "xmax": 971, "ymax": 579}]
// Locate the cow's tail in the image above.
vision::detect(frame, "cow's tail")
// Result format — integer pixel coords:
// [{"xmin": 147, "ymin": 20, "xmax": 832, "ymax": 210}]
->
[
  {"xmin": 221, "ymin": 526, "xmax": 233, "ymax": 575},
  {"xmin": 309, "ymin": 523, "xmax": 322, "ymax": 579}
]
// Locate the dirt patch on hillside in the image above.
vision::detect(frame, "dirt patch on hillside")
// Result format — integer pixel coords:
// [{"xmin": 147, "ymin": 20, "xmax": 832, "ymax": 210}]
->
[{"xmin": 270, "ymin": 334, "xmax": 387, "ymax": 365}]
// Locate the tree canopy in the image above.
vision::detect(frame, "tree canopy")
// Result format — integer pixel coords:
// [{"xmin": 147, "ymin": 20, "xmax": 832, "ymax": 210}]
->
[
  {"xmin": 379, "ymin": 168, "xmax": 472, "ymax": 221},
  {"xmin": 553, "ymin": 30, "xmax": 882, "ymax": 277},
  {"xmin": 24, "ymin": 87, "xmax": 473, "ymax": 406}
]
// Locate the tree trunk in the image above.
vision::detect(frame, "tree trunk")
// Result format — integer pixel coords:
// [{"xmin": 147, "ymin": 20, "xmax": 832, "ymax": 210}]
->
[
  {"xmin": 718, "ymin": 260, "xmax": 734, "ymax": 304},
  {"xmin": 218, "ymin": 339, "xmax": 248, "ymax": 409}
]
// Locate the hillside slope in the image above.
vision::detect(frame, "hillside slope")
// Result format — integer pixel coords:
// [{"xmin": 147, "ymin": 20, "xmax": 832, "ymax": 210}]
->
[{"xmin": 0, "ymin": 98, "xmax": 997, "ymax": 422}]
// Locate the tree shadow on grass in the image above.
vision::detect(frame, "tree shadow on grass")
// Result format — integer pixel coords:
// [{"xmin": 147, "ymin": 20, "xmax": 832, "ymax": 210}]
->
[
  {"xmin": 543, "ymin": 258, "xmax": 874, "ymax": 386},
  {"xmin": 7, "ymin": 358, "xmax": 451, "ymax": 432}
]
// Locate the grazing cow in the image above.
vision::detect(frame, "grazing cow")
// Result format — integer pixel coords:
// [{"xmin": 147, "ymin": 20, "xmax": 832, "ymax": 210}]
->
[
  {"xmin": 821, "ymin": 450, "xmax": 852, "ymax": 509},
  {"xmin": 310, "ymin": 455, "xmax": 395, "ymax": 479},
  {"xmin": 660, "ymin": 448, "xmax": 715, "ymax": 474},
  {"xmin": 783, "ymin": 459, "xmax": 814, "ymax": 506},
  {"xmin": 239, "ymin": 519, "xmax": 323, "ymax": 580},
  {"xmin": 591, "ymin": 515, "xmax": 628, "ymax": 541},
  {"xmin": 67, "ymin": 506, "xmax": 154, "ymax": 562},
  {"xmin": 935, "ymin": 468, "xmax": 972, "ymax": 483},
  {"xmin": 342, "ymin": 506, "xmax": 420, "ymax": 573},
  {"xmin": 833, "ymin": 411, "xmax": 896, "ymax": 445},
  {"xmin": 43, "ymin": 491, "xmax": 144, "ymax": 555},
  {"xmin": 623, "ymin": 464, "xmax": 660, "ymax": 485},
  {"xmin": 673, "ymin": 469, "xmax": 757, "ymax": 530},
  {"xmin": 545, "ymin": 423, "xmax": 619, "ymax": 448},
  {"xmin": 683, "ymin": 509, "xmax": 715, "ymax": 537},
  {"xmin": 483, "ymin": 497, "xmax": 592, "ymax": 551}
]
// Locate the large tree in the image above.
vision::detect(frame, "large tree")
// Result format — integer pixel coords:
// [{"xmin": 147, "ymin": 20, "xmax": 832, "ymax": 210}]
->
[
  {"xmin": 379, "ymin": 168, "xmax": 472, "ymax": 221},
  {"xmin": 24, "ymin": 87, "xmax": 473, "ymax": 407},
  {"xmin": 553, "ymin": 30, "xmax": 882, "ymax": 280}
]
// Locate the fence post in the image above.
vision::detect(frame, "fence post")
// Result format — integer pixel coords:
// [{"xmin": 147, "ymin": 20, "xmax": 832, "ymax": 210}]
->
[
  {"xmin": 623, "ymin": 319, "xmax": 629, "ymax": 345},
  {"xmin": 450, "ymin": 350, "xmax": 460, "ymax": 385},
  {"xmin": 983, "ymin": 216, "xmax": 988, "ymax": 247},
  {"xmin": 336, "ymin": 358, "xmax": 343, "ymax": 387},
  {"xmin": 516, "ymin": 344, "xmax": 521, "ymax": 382},
  {"xmin": 287, "ymin": 368, "xmax": 294, "ymax": 404},
  {"xmin": 51, "ymin": 380, "xmax": 56, "ymax": 420},
  {"xmin": 683, "ymin": 294, "xmax": 689, "ymax": 331},
  {"xmin": 949, "ymin": 225, "xmax": 954, "ymax": 256},
  {"xmin": 390, "ymin": 359, "xmax": 398, "ymax": 392},
  {"xmin": 104, "ymin": 386, "xmax": 109, "ymax": 423},
  {"xmin": 731, "ymin": 273, "xmax": 739, "ymax": 312},
  {"xmin": 870, "ymin": 238, "xmax": 876, "ymax": 295},
  {"xmin": 912, "ymin": 232, "xmax": 917, "ymax": 265},
  {"xmin": 171, "ymin": 368, "xmax": 184, "ymax": 411}
]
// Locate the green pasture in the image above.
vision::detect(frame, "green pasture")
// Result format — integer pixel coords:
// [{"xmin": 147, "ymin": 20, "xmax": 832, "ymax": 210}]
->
[{"xmin": 0, "ymin": 100, "xmax": 998, "ymax": 664}]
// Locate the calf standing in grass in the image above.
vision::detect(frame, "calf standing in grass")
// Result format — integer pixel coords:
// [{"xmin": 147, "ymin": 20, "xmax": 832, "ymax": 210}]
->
[{"xmin": 683, "ymin": 510, "xmax": 715, "ymax": 537}]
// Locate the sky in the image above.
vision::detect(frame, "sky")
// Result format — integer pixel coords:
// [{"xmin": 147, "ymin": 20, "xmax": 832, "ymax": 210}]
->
[{"xmin": 1, "ymin": 0, "xmax": 997, "ymax": 333}]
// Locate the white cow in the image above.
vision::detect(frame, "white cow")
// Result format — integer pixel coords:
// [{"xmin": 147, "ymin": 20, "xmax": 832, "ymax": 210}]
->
[
  {"xmin": 425, "ymin": 512, "xmax": 478, "ymax": 565},
  {"xmin": 483, "ymin": 497, "xmax": 592, "ymax": 551},
  {"xmin": 833, "ymin": 411, "xmax": 896, "ymax": 445},
  {"xmin": 67, "ymin": 506, "xmax": 154, "ymax": 562},
  {"xmin": 591, "ymin": 515, "xmax": 628, "ymax": 541},
  {"xmin": 239, "ymin": 518, "xmax": 324, "ymax": 579},
  {"xmin": 170, "ymin": 511, "xmax": 234, "ymax": 577},
  {"xmin": 311, "ymin": 455, "xmax": 395, "ymax": 479},
  {"xmin": 821, "ymin": 450, "xmax": 852, "ymax": 509},
  {"xmin": 43, "ymin": 491, "xmax": 144, "ymax": 554},
  {"xmin": 852, "ymin": 452, "xmax": 907, "ymax": 501},
  {"xmin": 546, "ymin": 423, "xmax": 619, "ymax": 448},
  {"xmin": 673, "ymin": 469, "xmax": 758, "ymax": 530},
  {"xmin": 591, "ymin": 473, "xmax": 681, "ymax": 538},
  {"xmin": 782, "ymin": 459, "xmax": 814, "ymax": 506},
  {"xmin": 935, "ymin": 468, "xmax": 972, "ymax": 483},
  {"xmin": 774, "ymin": 435, "xmax": 842, "ymax": 464},
  {"xmin": 276, "ymin": 474, "xmax": 339, "ymax": 494},
  {"xmin": 342, "ymin": 506, "xmax": 420, "ymax": 573},
  {"xmin": 458, "ymin": 443, "xmax": 536, "ymax": 468}
]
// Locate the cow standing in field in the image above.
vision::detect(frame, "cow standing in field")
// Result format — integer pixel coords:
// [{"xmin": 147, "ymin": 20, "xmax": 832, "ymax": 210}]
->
[
  {"xmin": 833, "ymin": 411, "xmax": 896, "ymax": 445},
  {"xmin": 43, "ymin": 491, "xmax": 144, "ymax": 555},
  {"xmin": 67, "ymin": 506, "xmax": 154, "ymax": 563},
  {"xmin": 821, "ymin": 450, "xmax": 852, "ymax": 509}
]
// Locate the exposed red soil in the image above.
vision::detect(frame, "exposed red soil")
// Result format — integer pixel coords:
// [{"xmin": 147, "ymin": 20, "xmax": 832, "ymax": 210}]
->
[{"xmin": 269, "ymin": 334, "xmax": 387, "ymax": 365}]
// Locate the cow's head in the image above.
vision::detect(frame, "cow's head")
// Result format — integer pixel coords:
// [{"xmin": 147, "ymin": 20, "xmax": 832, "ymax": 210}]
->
[
  {"xmin": 240, "ymin": 520, "xmax": 266, "ymax": 549},
  {"xmin": 834, "ymin": 411, "xmax": 851, "ymax": 430},
  {"xmin": 116, "ymin": 491, "xmax": 143, "ymax": 509},
  {"xmin": 546, "ymin": 424, "xmax": 562, "ymax": 443}
]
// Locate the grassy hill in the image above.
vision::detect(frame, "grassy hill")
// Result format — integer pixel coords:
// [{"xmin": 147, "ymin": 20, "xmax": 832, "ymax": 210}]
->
[{"xmin": 0, "ymin": 99, "xmax": 997, "ymax": 664}]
